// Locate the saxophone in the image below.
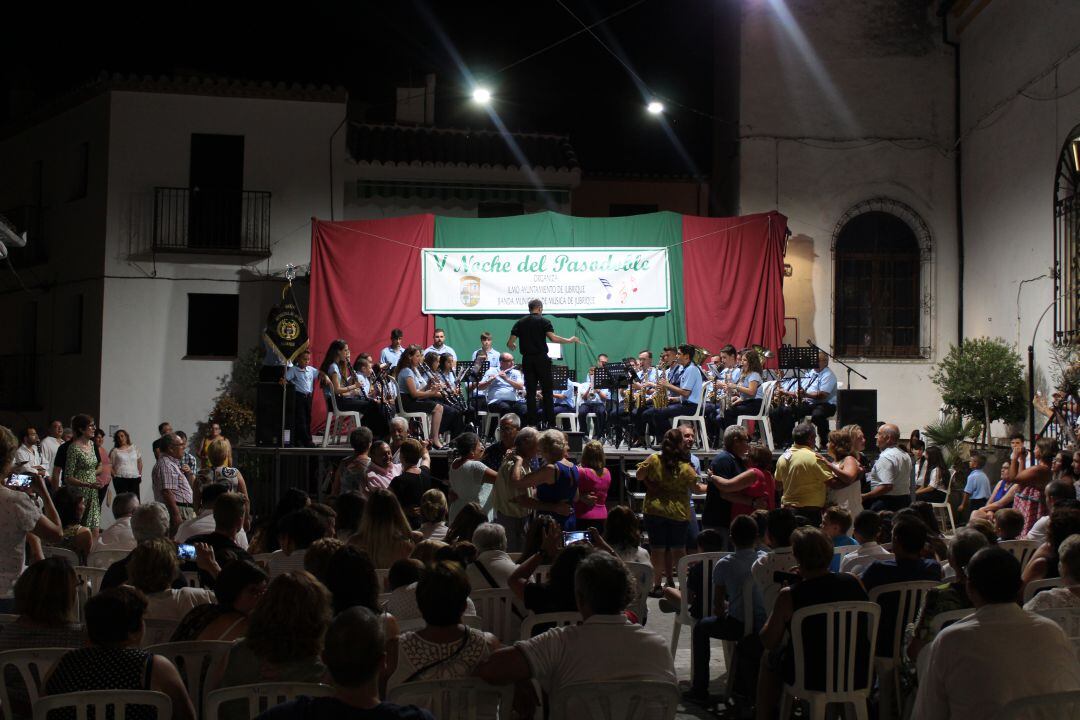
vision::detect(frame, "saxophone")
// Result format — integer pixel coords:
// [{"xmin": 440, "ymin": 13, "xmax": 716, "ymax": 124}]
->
[{"xmin": 652, "ymin": 361, "xmax": 670, "ymax": 409}]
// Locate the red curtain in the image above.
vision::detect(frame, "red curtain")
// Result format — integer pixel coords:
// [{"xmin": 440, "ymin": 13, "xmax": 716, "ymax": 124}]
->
[
  {"xmin": 682, "ymin": 211, "xmax": 788, "ymax": 363},
  {"xmin": 308, "ymin": 215, "xmax": 435, "ymax": 428}
]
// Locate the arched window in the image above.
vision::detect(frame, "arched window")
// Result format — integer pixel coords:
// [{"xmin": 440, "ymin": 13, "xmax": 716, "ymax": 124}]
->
[
  {"xmin": 1055, "ymin": 126, "xmax": 1080, "ymax": 341},
  {"xmin": 833, "ymin": 200, "xmax": 931, "ymax": 358}
]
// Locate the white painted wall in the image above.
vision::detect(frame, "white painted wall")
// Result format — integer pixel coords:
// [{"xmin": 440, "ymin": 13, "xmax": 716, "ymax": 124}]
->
[
  {"xmin": 739, "ymin": 0, "xmax": 957, "ymax": 436},
  {"xmin": 98, "ymin": 90, "xmax": 346, "ymax": 496}
]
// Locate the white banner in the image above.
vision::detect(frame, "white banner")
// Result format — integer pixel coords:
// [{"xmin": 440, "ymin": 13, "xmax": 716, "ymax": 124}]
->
[{"xmin": 421, "ymin": 247, "xmax": 670, "ymax": 315}]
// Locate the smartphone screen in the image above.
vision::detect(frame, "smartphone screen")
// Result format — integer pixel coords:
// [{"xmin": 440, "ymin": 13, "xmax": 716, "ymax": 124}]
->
[
  {"xmin": 176, "ymin": 544, "xmax": 197, "ymax": 561},
  {"xmin": 563, "ymin": 530, "xmax": 589, "ymax": 545},
  {"xmin": 6, "ymin": 474, "xmax": 32, "ymax": 488}
]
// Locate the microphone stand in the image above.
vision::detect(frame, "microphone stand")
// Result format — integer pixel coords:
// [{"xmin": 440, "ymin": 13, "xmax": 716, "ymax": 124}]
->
[{"xmin": 807, "ymin": 340, "xmax": 867, "ymax": 388}]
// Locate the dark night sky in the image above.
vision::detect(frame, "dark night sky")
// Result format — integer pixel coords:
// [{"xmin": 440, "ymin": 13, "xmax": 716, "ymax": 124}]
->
[{"xmin": 3, "ymin": 1, "xmax": 719, "ymax": 175}]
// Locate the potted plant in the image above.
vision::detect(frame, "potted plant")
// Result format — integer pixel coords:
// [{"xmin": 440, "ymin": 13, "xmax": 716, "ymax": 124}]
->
[{"xmin": 930, "ymin": 337, "xmax": 1026, "ymax": 448}]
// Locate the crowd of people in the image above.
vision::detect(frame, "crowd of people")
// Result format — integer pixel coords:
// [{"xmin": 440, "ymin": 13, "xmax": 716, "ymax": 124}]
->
[{"xmin": 4, "ymin": 383, "xmax": 1080, "ymax": 720}]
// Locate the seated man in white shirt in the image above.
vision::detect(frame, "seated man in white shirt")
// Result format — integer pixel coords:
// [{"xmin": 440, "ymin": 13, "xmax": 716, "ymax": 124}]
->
[
  {"xmin": 751, "ymin": 508, "xmax": 798, "ymax": 614},
  {"xmin": 913, "ymin": 546, "xmax": 1080, "ymax": 720},
  {"xmin": 477, "ymin": 551, "xmax": 676, "ymax": 705},
  {"xmin": 266, "ymin": 507, "xmax": 329, "ymax": 577},
  {"xmin": 839, "ymin": 510, "xmax": 893, "ymax": 575},
  {"xmin": 174, "ymin": 482, "xmax": 249, "ymax": 549},
  {"xmin": 98, "ymin": 492, "xmax": 140, "ymax": 550}
]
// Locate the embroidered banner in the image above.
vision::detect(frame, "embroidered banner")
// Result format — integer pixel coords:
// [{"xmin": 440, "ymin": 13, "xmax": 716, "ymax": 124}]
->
[{"xmin": 420, "ymin": 246, "xmax": 670, "ymax": 315}]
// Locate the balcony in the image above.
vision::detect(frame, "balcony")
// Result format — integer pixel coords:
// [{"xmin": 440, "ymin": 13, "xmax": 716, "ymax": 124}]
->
[
  {"xmin": 151, "ymin": 187, "xmax": 271, "ymax": 260},
  {"xmin": 0, "ymin": 205, "xmax": 48, "ymax": 266}
]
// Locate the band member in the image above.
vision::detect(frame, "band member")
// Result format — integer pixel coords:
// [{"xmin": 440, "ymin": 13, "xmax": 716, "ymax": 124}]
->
[
  {"xmin": 718, "ymin": 349, "xmax": 764, "ymax": 431},
  {"xmin": 471, "ymin": 331, "xmax": 501, "ymax": 366},
  {"xmin": 353, "ymin": 354, "xmax": 392, "ymax": 438},
  {"xmin": 642, "ymin": 344, "xmax": 704, "ymax": 440},
  {"xmin": 379, "ymin": 328, "xmax": 405, "ymax": 370},
  {"xmin": 396, "ymin": 345, "xmax": 462, "ymax": 449},
  {"xmin": 553, "ymin": 374, "xmax": 577, "ymax": 417},
  {"xmin": 770, "ymin": 351, "xmax": 838, "ymax": 447},
  {"xmin": 626, "ymin": 350, "xmax": 659, "ymax": 446},
  {"xmin": 423, "ymin": 327, "xmax": 457, "ymax": 361},
  {"xmin": 507, "ymin": 299, "xmax": 581, "ymax": 428},
  {"xmin": 319, "ymin": 339, "xmax": 366, "ymax": 412},
  {"xmin": 597, "ymin": 354, "xmax": 609, "ymax": 368},
  {"xmin": 285, "ymin": 349, "xmax": 318, "ymax": 447},
  {"xmin": 577, "ymin": 366, "xmax": 609, "ymax": 439},
  {"xmin": 478, "ymin": 353, "xmax": 527, "ymax": 418}
]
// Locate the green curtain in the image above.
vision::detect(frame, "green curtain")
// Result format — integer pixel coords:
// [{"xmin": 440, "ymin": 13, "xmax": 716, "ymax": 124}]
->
[{"xmin": 434, "ymin": 211, "xmax": 685, "ymax": 380}]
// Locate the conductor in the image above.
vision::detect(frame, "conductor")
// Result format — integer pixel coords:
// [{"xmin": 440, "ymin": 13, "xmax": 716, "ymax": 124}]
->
[{"xmin": 507, "ymin": 298, "xmax": 582, "ymax": 428}]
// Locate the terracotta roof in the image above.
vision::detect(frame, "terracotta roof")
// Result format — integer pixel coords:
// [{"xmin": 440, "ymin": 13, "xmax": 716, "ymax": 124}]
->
[{"xmin": 347, "ymin": 122, "xmax": 579, "ymax": 172}]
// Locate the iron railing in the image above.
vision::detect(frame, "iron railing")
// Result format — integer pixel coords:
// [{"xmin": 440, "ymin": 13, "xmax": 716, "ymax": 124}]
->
[
  {"xmin": 0, "ymin": 353, "xmax": 40, "ymax": 410},
  {"xmin": 152, "ymin": 187, "xmax": 271, "ymax": 255},
  {"xmin": 0, "ymin": 205, "xmax": 48, "ymax": 265},
  {"xmin": 1036, "ymin": 394, "xmax": 1078, "ymax": 448}
]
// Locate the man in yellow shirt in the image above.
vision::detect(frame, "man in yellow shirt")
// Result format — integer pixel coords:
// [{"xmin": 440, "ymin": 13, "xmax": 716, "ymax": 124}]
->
[{"xmin": 776, "ymin": 423, "xmax": 834, "ymax": 524}]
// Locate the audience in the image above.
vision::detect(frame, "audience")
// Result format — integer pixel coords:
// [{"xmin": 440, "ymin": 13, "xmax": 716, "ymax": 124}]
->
[
  {"xmin": 249, "ymin": 489, "xmax": 310, "ymax": 554},
  {"xmin": 98, "ymin": 492, "xmax": 139, "ymax": 550},
  {"xmin": 862, "ymin": 423, "xmax": 913, "ymax": 512},
  {"xmin": 994, "ymin": 508, "xmax": 1025, "ymax": 541},
  {"xmin": 957, "ymin": 452, "xmax": 992, "ymax": 518},
  {"xmin": 351, "ymin": 489, "xmax": 416, "ymax": 568},
  {"xmin": 386, "ymin": 560, "xmax": 499, "ymax": 692},
  {"xmin": 860, "ymin": 515, "xmax": 943, "ymax": 591},
  {"xmin": 820, "ymin": 506, "xmax": 857, "ymax": 571},
  {"xmin": 1025, "ymin": 533, "xmax": 1080, "ymax": 610},
  {"xmin": 323, "ymin": 546, "xmax": 387, "ymax": 618},
  {"xmin": 47, "ymin": 486, "xmax": 94, "ymax": 563},
  {"xmin": 171, "ymin": 559, "xmax": 268, "ymax": 642},
  {"xmin": 603, "ymin": 505, "xmax": 651, "ymax": 564},
  {"xmin": 492, "ymin": 426, "xmax": 539, "ymax": 552},
  {"xmin": 751, "ymin": 508, "xmax": 798, "ymax": 613},
  {"xmin": 512, "ymin": 542, "xmax": 595, "ymax": 617},
  {"xmin": 302, "ymin": 537, "xmax": 346, "ymax": 583},
  {"xmin": 756, "ymin": 527, "xmax": 869, "ymax": 720},
  {"xmin": 332, "ymin": 427, "xmax": 374, "ymax": 497},
  {"xmin": 43, "ymin": 587, "xmax": 196, "ymax": 720},
  {"xmin": 390, "ymin": 439, "xmax": 448, "ymax": 529},
  {"xmin": 839, "ymin": 510, "xmax": 892, "ymax": 575},
  {"xmin": 175, "ymin": 481, "xmax": 247, "ymax": 546},
  {"xmin": 467, "ymin": 522, "xmax": 517, "ymax": 591},
  {"xmin": 1025, "ymin": 480, "xmax": 1076, "ymax": 544},
  {"xmin": 775, "ymin": 423, "xmax": 833, "ymax": 525},
  {"xmin": 255, "ymin": 607, "xmax": 434, "ymax": 720},
  {"xmin": 184, "ymin": 491, "xmax": 254, "ymax": 587},
  {"xmin": 574, "ymin": 440, "xmax": 611, "ymax": 532},
  {"xmin": 478, "ymin": 551, "xmax": 675, "ymax": 699},
  {"xmin": 333, "ymin": 491, "xmax": 366, "ymax": 541},
  {"xmin": 1008, "ymin": 437, "xmax": 1056, "ymax": 537},
  {"xmin": 197, "ymin": 437, "xmax": 250, "ymax": 505},
  {"xmin": 0, "ymin": 558, "xmax": 84, "ymax": 651},
  {"xmin": 446, "ymin": 501, "xmax": 487, "ymax": 544},
  {"xmin": 1021, "ymin": 506, "xmax": 1080, "ymax": 587},
  {"xmin": 417, "ymin": 489, "xmax": 449, "ymax": 541},
  {"xmin": 100, "ymin": 502, "xmax": 178, "ymax": 590},
  {"xmin": 913, "ymin": 547, "xmax": 1080, "ymax": 719},
  {"xmin": 127, "ymin": 538, "xmax": 215, "ymax": 621},
  {"xmin": 267, "ymin": 507, "xmax": 329, "ymax": 576}
]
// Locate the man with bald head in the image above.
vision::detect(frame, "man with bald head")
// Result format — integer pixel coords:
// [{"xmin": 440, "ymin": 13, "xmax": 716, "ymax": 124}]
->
[{"xmin": 862, "ymin": 423, "xmax": 913, "ymax": 511}]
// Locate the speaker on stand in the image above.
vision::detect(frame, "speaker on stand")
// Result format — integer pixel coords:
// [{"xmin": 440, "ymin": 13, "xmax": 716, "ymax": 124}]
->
[{"xmin": 836, "ymin": 389, "xmax": 877, "ymax": 446}]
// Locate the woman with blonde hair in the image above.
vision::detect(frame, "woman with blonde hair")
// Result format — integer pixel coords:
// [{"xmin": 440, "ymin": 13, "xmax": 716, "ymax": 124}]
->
[
  {"xmin": 127, "ymin": 538, "xmax": 214, "ymax": 622},
  {"xmin": 518, "ymin": 429, "xmax": 582, "ymax": 530},
  {"xmin": 816, "ymin": 424, "xmax": 866, "ymax": 514},
  {"xmin": 719, "ymin": 349, "xmax": 765, "ymax": 431},
  {"xmin": 419, "ymin": 489, "xmax": 449, "ymax": 540},
  {"xmin": 350, "ymin": 489, "xmax": 415, "ymax": 568},
  {"xmin": 574, "ymin": 440, "xmax": 610, "ymax": 532},
  {"xmin": 197, "ymin": 437, "xmax": 249, "ymax": 507}
]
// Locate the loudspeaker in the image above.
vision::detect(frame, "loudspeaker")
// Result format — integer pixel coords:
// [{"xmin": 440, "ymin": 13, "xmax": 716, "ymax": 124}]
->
[
  {"xmin": 837, "ymin": 389, "xmax": 877, "ymax": 443},
  {"xmin": 256, "ymin": 382, "xmax": 295, "ymax": 447}
]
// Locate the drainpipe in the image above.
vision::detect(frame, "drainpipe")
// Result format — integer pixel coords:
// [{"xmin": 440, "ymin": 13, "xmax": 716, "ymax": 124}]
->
[{"xmin": 940, "ymin": 3, "xmax": 964, "ymax": 344}]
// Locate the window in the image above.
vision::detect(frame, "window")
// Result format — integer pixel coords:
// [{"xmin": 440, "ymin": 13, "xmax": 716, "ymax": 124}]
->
[
  {"xmin": 609, "ymin": 203, "xmax": 659, "ymax": 217},
  {"xmin": 186, "ymin": 293, "xmax": 239, "ymax": 358},
  {"xmin": 68, "ymin": 142, "xmax": 88, "ymax": 201},
  {"xmin": 833, "ymin": 200, "xmax": 931, "ymax": 359},
  {"xmin": 1055, "ymin": 126, "xmax": 1080, "ymax": 341}
]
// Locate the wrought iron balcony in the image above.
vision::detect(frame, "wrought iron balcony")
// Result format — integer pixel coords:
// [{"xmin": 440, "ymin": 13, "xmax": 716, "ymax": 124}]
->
[
  {"xmin": 152, "ymin": 187, "xmax": 271, "ymax": 256},
  {"xmin": 0, "ymin": 205, "xmax": 48, "ymax": 265}
]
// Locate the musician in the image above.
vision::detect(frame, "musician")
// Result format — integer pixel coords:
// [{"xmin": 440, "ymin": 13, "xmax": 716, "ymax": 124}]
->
[
  {"xmin": 396, "ymin": 345, "xmax": 461, "ymax": 449},
  {"xmin": 379, "ymin": 328, "xmax": 405, "ymax": 369},
  {"xmin": 626, "ymin": 350, "xmax": 660, "ymax": 446},
  {"xmin": 353, "ymin": 354, "xmax": 392, "ymax": 438},
  {"xmin": 552, "ymin": 374, "xmax": 576, "ymax": 417},
  {"xmin": 507, "ymin": 298, "xmax": 582, "ymax": 428},
  {"xmin": 703, "ymin": 345, "xmax": 740, "ymax": 443},
  {"xmin": 319, "ymin": 339, "xmax": 365, "ymax": 412},
  {"xmin": 577, "ymin": 366, "xmax": 609, "ymax": 439},
  {"xmin": 597, "ymin": 354, "xmax": 609, "ymax": 368},
  {"xmin": 436, "ymin": 353, "xmax": 459, "ymax": 391},
  {"xmin": 478, "ymin": 353, "xmax": 527, "ymax": 418},
  {"xmin": 285, "ymin": 349, "xmax": 318, "ymax": 447},
  {"xmin": 423, "ymin": 327, "xmax": 457, "ymax": 361},
  {"xmin": 718, "ymin": 349, "xmax": 764, "ymax": 431},
  {"xmin": 769, "ymin": 351, "xmax": 837, "ymax": 448},
  {"xmin": 471, "ymin": 331, "xmax": 501, "ymax": 366},
  {"xmin": 641, "ymin": 344, "xmax": 704, "ymax": 441}
]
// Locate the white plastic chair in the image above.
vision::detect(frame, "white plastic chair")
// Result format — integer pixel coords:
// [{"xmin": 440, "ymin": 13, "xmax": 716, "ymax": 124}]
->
[
  {"xmin": 669, "ymin": 551, "xmax": 730, "ymax": 678},
  {"xmin": 549, "ymin": 680, "xmax": 680, "ymax": 720},
  {"xmin": 470, "ymin": 588, "xmax": 517, "ymax": 644},
  {"xmin": 41, "ymin": 546, "xmax": 79, "ymax": 566},
  {"xmin": 33, "ymin": 689, "xmax": 172, "ymax": 720},
  {"xmin": 736, "ymin": 380, "xmax": 777, "ymax": 449},
  {"xmin": 388, "ymin": 678, "xmax": 514, "ymax": 720},
  {"xmin": 999, "ymin": 540, "xmax": 1041, "ymax": 570},
  {"xmin": 624, "ymin": 561, "xmax": 654, "ymax": 625},
  {"xmin": 519, "ymin": 612, "xmax": 583, "ymax": 640},
  {"xmin": 996, "ymin": 690, "xmax": 1080, "ymax": 720},
  {"xmin": 0, "ymin": 648, "xmax": 70, "ymax": 716},
  {"xmin": 929, "ymin": 503, "xmax": 956, "ymax": 537},
  {"xmin": 778, "ymin": 601, "xmax": 881, "ymax": 720},
  {"xmin": 868, "ymin": 581, "xmax": 939, "ymax": 718},
  {"xmin": 74, "ymin": 566, "xmax": 106, "ymax": 595},
  {"xmin": 86, "ymin": 548, "xmax": 130, "ymax": 569},
  {"xmin": 140, "ymin": 618, "xmax": 180, "ymax": 647},
  {"xmin": 204, "ymin": 681, "xmax": 334, "ymax": 720},
  {"xmin": 396, "ymin": 392, "xmax": 431, "ymax": 441},
  {"xmin": 478, "ymin": 410, "xmax": 498, "ymax": 440},
  {"xmin": 554, "ymin": 412, "xmax": 579, "ymax": 433},
  {"xmin": 672, "ymin": 394, "xmax": 710, "ymax": 451},
  {"xmin": 1024, "ymin": 577, "xmax": 1065, "ymax": 603},
  {"xmin": 145, "ymin": 640, "xmax": 233, "ymax": 714},
  {"xmin": 321, "ymin": 375, "xmax": 362, "ymax": 447},
  {"xmin": 1036, "ymin": 607, "xmax": 1080, "ymax": 658},
  {"xmin": 914, "ymin": 608, "xmax": 972, "ymax": 679}
]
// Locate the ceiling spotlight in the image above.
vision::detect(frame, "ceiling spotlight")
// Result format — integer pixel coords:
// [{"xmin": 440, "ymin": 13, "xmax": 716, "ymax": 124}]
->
[
  {"xmin": 472, "ymin": 87, "xmax": 492, "ymax": 105},
  {"xmin": 646, "ymin": 101, "xmax": 664, "ymax": 115}
]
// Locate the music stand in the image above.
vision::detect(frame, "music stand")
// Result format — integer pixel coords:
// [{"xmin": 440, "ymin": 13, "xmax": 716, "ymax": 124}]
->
[
  {"xmin": 595, "ymin": 362, "xmax": 631, "ymax": 449},
  {"xmin": 552, "ymin": 364, "xmax": 570, "ymax": 391},
  {"xmin": 778, "ymin": 346, "xmax": 818, "ymax": 403}
]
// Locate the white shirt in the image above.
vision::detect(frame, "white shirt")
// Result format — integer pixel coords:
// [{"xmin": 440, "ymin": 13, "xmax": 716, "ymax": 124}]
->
[
  {"xmin": 516, "ymin": 614, "xmax": 675, "ymax": 693},
  {"xmin": 266, "ymin": 548, "xmax": 308, "ymax": 577},
  {"xmin": 913, "ymin": 603, "xmax": 1080, "ymax": 720},
  {"xmin": 109, "ymin": 445, "xmax": 142, "ymax": 478},
  {"xmin": 145, "ymin": 587, "xmax": 216, "ymax": 622},
  {"xmin": 467, "ymin": 549, "xmax": 518, "ymax": 591},
  {"xmin": 1025, "ymin": 514, "xmax": 1050, "ymax": 544},
  {"xmin": 751, "ymin": 547, "xmax": 796, "ymax": 614},
  {"xmin": 98, "ymin": 516, "xmax": 137, "ymax": 551},
  {"xmin": 174, "ymin": 510, "xmax": 249, "ymax": 549},
  {"xmin": 0, "ymin": 486, "xmax": 43, "ymax": 599},
  {"xmin": 41, "ymin": 436, "xmax": 62, "ymax": 476},
  {"xmin": 838, "ymin": 541, "xmax": 893, "ymax": 576},
  {"xmin": 14, "ymin": 443, "xmax": 43, "ymax": 471}
]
